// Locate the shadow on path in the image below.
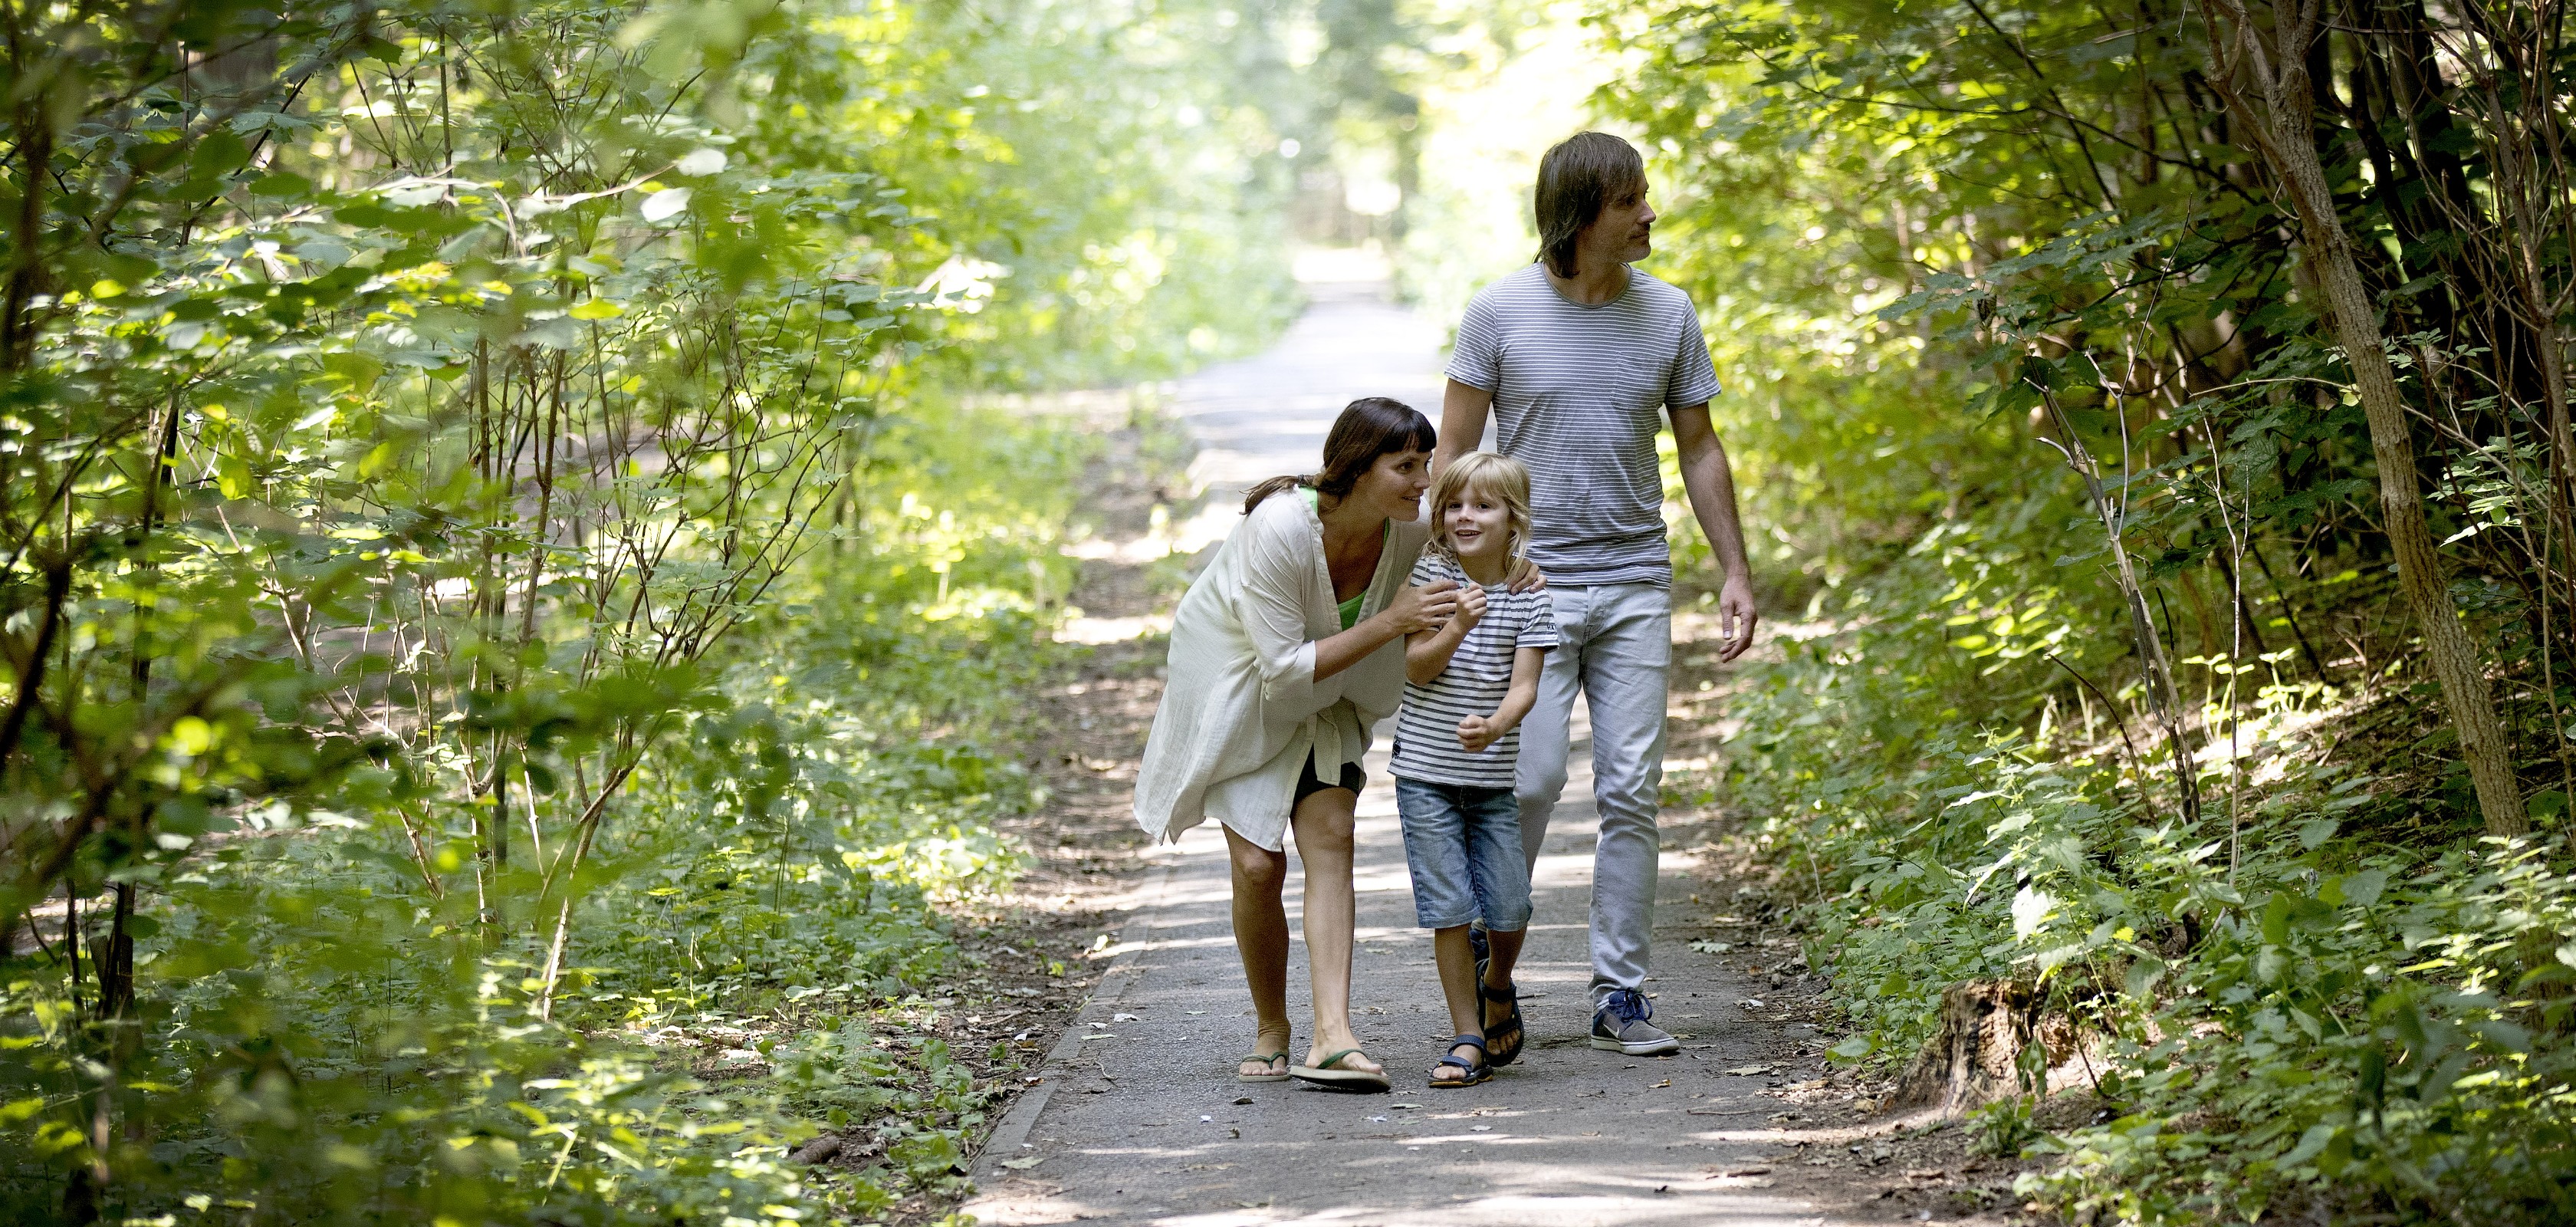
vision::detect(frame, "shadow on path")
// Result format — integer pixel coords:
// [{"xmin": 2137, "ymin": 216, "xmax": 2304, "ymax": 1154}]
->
[{"xmin": 964, "ymin": 271, "xmax": 1882, "ymax": 1226}]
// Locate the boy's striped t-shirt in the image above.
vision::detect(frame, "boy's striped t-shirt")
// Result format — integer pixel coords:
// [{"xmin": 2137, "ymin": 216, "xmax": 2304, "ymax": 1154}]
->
[{"xmin": 1389, "ymin": 554, "xmax": 1558, "ymax": 788}]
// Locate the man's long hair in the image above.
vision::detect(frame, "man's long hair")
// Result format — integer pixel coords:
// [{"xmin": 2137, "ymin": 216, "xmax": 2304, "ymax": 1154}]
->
[
  {"xmin": 1534, "ymin": 132, "xmax": 1646, "ymax": 278},
  {"xmin": 1243, "ymin": 397, "xmax": 1437, "ymax": 514}
]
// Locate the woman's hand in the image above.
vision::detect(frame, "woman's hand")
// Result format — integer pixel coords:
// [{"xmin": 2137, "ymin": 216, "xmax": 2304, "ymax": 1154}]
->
[
  {"xmin": 1503, "ymin": 558, "xmax": 1546, "ymax": 593},
  {"xmin": 1381, "ymin": 578, "xmax": 1460, "ymax": 636}
]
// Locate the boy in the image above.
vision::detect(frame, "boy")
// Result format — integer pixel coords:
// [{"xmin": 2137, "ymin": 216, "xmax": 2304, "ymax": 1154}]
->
[{"xmin": 1391, "ymin": 453, "xmax": 1553, "ymax": 1087}]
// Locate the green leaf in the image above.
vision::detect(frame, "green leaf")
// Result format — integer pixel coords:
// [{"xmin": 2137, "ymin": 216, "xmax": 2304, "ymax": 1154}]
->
[
  {"xmin": 1829, "ymin": 1036, "xmax": 1875, "ymax": 1061},
  {"xmin": 2280, "ymin": 1123, "xmax": 2336, "ymax": 1168},
  {"xmin": 249, "ymin": 172, "xmax": 311, "ymax": 198},
  {"xmin": 568, "ymin": 298, "xmax": 626, "ymax": 321}
]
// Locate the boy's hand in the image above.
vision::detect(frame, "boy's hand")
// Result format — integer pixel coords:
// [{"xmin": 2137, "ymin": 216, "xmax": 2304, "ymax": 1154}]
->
[
  {"xmin": 1453, "ymin": 581, "xmax": 1488, "ymax": 632},
  {"xmin": 1456, "ymin": 714, "xmax": 1499, "ymax": 753}
]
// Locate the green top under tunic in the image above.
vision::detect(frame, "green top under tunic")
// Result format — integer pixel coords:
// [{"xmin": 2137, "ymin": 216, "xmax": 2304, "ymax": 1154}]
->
[{"xmin": 1301, "ymin": 487, "xmax": 1379, "ymax": 630}]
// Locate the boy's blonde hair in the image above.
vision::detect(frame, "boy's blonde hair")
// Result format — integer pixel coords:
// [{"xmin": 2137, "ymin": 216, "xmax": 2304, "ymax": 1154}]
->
[{"xmin": 1428, "ymin": 452, "xmax": 1533, "ymax": 565}]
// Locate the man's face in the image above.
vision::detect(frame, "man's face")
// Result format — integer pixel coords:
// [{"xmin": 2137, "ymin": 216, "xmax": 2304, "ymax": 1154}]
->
[{"xmin": 1579, "ymin": 178, "xmax": 1655, "ymax": 267}]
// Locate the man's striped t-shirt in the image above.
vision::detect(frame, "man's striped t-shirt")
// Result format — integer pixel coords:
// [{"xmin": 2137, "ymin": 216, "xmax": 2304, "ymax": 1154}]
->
[
  {"xmin": 1445, "ymin": 262, "xmax": 1721, "ymax": 587},
  {"xmin": 1389, "ymin": 554, "xmax": 1559, "ymax": 788}
]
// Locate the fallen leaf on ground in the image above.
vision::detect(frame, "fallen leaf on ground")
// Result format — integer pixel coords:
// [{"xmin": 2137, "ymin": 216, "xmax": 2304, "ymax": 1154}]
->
[
  {"xmin": 1724, "ymin": 1064, "xmax": 1774, "ymax": 1076},
  {"xmin": 1000, "ymin": 1156, "xmax": 1043, "ymax": 1169}
]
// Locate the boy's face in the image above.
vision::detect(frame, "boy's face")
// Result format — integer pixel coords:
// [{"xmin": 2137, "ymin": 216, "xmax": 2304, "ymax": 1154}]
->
[{"xmin": 1441, "ymin": 489, "xmax": 1513, "ymax": 560}]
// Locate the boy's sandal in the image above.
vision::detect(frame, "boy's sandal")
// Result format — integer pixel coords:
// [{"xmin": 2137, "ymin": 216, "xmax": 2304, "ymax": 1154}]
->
[
  {"xmin": 1290, "ymin": 1048, "xmax": 1392, "ymax": 1092},
  {"xmin": 1481, "ymin": 981, "xmax": 1525, "ymax": 1067},
  {"xmin": 1237, "ymin": 1051, "xmax": 1290, "ymax": 1083},
  {"xmin": 1429, "ymin": 1035, "xmax": 1493, "ymax": 1087}
]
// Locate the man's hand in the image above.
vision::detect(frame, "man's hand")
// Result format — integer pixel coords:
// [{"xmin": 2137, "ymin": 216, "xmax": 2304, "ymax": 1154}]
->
[
  {"xmin": 1503, "ymin": 558, "xmax": 1546, "ymax": 593},
  {"xmin": 1717, "ymin": 572, "xmax": 1758, "ymax": 663},
  {"xmin": 1453, "ymin": 581, "xmax": 1488, "ymax": 632},
  {"xmin": 1456, "ymin": 714, "xmax": 1500, "ymax": 753}
]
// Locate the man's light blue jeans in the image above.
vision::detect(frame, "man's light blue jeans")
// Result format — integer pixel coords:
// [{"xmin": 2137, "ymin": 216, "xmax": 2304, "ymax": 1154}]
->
[{"xmin": 1513, "ymin": 582, "xmax": 1670, "ymax": 1008}]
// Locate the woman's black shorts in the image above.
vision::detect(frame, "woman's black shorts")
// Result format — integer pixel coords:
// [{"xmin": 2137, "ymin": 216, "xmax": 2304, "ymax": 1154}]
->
[{"xmin": 1292, "ymin": 749, "xmax": 1366, "ymax": 808}]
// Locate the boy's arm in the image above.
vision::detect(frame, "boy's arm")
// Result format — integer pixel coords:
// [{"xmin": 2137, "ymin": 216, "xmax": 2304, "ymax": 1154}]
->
[
  {"xmin": 1405, "ymin": 619, "xmax": 1471, "ymax": 685},
  {"xmin": 1483, "ymin": 646, "xmax": 1549, "ymax": 735}
]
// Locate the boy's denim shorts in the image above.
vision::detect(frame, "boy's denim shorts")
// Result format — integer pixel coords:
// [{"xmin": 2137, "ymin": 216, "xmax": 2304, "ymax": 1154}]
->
[{"xmin": 1394, "ymin": 777, "xmax": 1533, "ymax": 931}]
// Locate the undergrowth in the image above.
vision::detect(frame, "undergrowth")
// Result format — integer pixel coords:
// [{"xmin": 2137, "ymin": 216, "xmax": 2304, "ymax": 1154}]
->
[
  {"xmin": 1, "ymin": 406, "xmax": 1091, "ymax": 1225},
  {"xmin": 1688, "ymin": 485, "xmax": 2576, "ymax": 1225}
]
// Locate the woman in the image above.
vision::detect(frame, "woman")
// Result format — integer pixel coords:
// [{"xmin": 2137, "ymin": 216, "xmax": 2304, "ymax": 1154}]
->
[{"xmin": 1133, "ymin": 397, "xmax": 1455, "ymax": 1090}]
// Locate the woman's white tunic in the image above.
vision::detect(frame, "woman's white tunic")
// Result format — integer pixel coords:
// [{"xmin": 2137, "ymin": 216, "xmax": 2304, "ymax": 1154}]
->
[{"xmin": 1132, "ymin": 493, "xmax": 1429, "ymax": 850}]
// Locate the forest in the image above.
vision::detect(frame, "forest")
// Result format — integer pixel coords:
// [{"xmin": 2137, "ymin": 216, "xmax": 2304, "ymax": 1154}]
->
[{"xmin": 1, "ymin": 0, "xmax": 2570, "ymax": 1224}]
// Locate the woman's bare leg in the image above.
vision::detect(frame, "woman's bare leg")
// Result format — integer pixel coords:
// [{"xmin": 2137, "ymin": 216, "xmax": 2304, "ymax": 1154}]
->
[
  {"xmin": 1290, "ymin": 786, "xmax": 1379, "ymax": 1073},
  {"xmin": 1224, "ymin": 826, "xmax": 1293, "ymax": 1077}
]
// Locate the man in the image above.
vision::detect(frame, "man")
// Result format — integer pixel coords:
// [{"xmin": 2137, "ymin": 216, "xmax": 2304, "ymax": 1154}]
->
[{"xmin": 1434, "ymin": 130, "xmax": 1758, "ymax": 1057}]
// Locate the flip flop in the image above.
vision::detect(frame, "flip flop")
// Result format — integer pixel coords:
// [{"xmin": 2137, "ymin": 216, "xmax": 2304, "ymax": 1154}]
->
[
  {"xmin": 1289, "ymin": 1048, "xmax": 1391, "ymax": 1092},
  {"xmin": 1430, "ymin": 1035, "xmax": 1492, "ymax": 1087},
  {"xmin": 1237, "ymin": 1051, "xmax": 1290, "ymax": 1083},
  {"xmin": 1481, "ymin": 980, "xmax": 1524, "ymax": 1067}
]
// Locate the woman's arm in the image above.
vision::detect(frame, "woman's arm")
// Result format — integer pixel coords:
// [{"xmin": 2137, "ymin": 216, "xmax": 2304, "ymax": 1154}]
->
[{"xmin": 1318, "ymin": 580, "xmax": 1456, "ymax": 682}]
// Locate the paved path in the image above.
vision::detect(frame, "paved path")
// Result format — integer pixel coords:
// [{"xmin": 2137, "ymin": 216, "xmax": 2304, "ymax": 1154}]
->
[
  {"xmin": 967, "ymin": 273, "xmax": 1861, "ymax": 1227},
  {"xmin": 1170, "ymin": 277, "xmax": 1450, "ymax": 508}
]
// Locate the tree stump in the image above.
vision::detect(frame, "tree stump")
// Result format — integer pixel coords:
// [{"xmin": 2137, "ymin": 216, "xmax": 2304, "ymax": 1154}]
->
[{"xmin": 1890, "ymin": 979, "xmax": 2054, "ymax": 1115}]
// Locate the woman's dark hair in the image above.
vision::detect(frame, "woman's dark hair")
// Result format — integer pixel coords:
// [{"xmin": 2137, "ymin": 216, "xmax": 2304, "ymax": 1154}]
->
[
  {"xmin": 1242, "ymin": 396, "xmax": 1436, "ymax": 514},
  {"xmin": 1534, "ymin": 131, "xmax": 1646, "ymax": 278}
]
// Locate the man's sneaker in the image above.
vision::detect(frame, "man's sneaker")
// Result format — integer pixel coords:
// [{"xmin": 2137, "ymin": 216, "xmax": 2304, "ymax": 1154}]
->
[{"xmin": 1591, "ymin": 988, "xmax": 1680, "ymax": 1055}]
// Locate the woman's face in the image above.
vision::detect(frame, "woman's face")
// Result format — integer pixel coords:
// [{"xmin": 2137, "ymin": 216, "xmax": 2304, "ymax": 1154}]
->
[{"xmin": 1348, "ymin": 448, "xmax": 1432, "ymax": 521}]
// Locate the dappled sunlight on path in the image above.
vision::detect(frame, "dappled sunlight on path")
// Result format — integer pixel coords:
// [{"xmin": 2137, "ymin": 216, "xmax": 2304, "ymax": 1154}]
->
[{"xmin": 963, "ymin": 265, "xmax": 1884, "ymax": 1226}]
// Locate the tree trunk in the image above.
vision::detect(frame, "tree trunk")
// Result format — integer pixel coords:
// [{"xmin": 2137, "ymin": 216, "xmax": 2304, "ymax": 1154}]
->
[
  {"xmin": 2201, "ymin": 0, "xmax": 2528, "ymax": 837},
  {"xmin": 1891, "ymin": 980, "xmax": 2072, "ymax": 1115}
]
